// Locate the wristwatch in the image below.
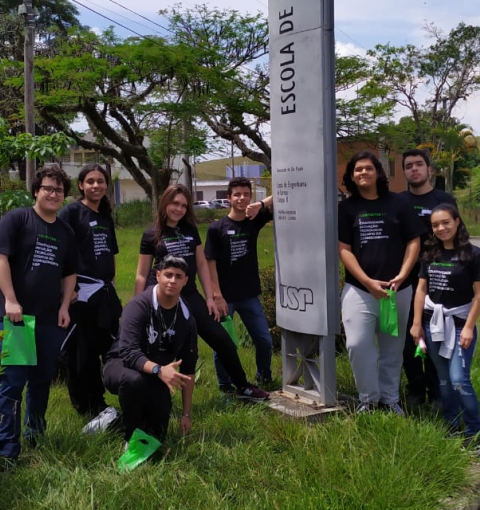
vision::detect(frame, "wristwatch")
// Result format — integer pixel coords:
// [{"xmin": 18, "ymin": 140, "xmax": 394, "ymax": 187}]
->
[{"xmin": 152, "ymin": 364, "xmax": 161, "ymax": 376}]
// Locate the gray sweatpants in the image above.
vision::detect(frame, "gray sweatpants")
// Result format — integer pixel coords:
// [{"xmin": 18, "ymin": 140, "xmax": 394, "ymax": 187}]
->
[{"xmin": 341, "ymin": 283, "xmax": 412, "ymax": 405}]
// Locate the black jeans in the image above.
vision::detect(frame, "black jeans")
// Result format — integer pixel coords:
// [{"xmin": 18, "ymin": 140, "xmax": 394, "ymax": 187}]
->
[
  {"xmin": 64, "ymin": 301, "xmax": 116, "ymax": 416},
  {"xmin": 104, "ymin": 358, "xmax": 171, "ymax": 441},
  {"xmin": 183, "ymin": 290, "xmax": 249, "ymax": 389},
  {"xmin": 402, "ymin": 293, "xmax": 440, "ymax": 400}
]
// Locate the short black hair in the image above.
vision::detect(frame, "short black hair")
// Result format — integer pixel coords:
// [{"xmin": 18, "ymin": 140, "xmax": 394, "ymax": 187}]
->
[
  {"xmin": 228, "ymin": 177, "xmax": 252, "ymax": 196},
  {"xmin": 158, "ymin": 255, "xmax": 188, "ymax": 275},
  {"xmin": 402, "ymin": 149, "xmax": 430, "ymax": 170},
  {"xmin": 31, "ymin": 163, "xmax": 71, "ymax": 199}
]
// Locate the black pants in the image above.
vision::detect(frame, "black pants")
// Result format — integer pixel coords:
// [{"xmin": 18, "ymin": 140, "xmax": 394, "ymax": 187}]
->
[
  {"xmin": 184, "ymin": 291, "xmax": 249, "ymax": 388},
  {"xmin": 64, "ymin": 301, "xmax": 116, "ymax": 416},
  {"xmin": 403, "ymin": 295, "xmax": 440, "ymax": 401},
  {"xmin": 103, "ymin": 358, "xmax": 171, "ymax": 441}
]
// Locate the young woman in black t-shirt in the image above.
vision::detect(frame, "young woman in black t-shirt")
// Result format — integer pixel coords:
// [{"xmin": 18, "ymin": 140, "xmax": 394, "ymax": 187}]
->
[
  {"xmin": 135, "ymin": 184, "xmax": 269, "ymax": 401},
  {"xmin": 59, "ymin": 164, "xmax": 122, "ymax": 417},
  {"xmin": 411, "ymin": 203, "xmax": 480, "ymax": 442}
]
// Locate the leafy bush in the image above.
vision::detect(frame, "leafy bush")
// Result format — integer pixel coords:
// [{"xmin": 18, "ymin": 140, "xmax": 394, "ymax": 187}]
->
[
  {"xmin": 194, "ymin": 207, "xmax": 229, "ymax": 223},
  {"xmin": 0, "ymin": 175, "xmax": 25, "ymax": 192},
  {"xmin": 114, "ymin": 199, "xmax": 154, "ymax": 227},
  {"xmin": 259, "ymin": 266, "xmax": 281, "ymax": 350},
  {"xmin": 259, "ymin": 265, "xmax": 346, "ymax": 353},
  {"xmin": 0, "ymin": 190, "xmax": 33, "ymax": 217}
]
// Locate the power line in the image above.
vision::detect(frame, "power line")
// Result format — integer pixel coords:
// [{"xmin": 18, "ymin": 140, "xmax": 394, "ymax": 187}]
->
[
  {"xmin": 70, "ymin": 0, "xmax": 164, "ymax": 43},
  {"xmin": 80, "ymin": 0, "xmax": 167, "ymax": 37},
  {"xmin": 105, "ymin": 0, "xmax": 172, "ymax": 34}
]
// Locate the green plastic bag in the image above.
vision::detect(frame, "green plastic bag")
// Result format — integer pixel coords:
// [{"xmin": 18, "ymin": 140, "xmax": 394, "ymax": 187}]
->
[
  {"xmin": 221, "ymin": 315, "xmax": 238, "ymax": 348},
  {"xmin": 117, "ymin": 428, "xmax": 161, "ymax": 473},
  {"xmin": 379, "ymin": 290, "xmax": 399, "ymax": 337},
  {"xmin": 1, "ymin": 315, "xmax": 37, "ymax": 366}
]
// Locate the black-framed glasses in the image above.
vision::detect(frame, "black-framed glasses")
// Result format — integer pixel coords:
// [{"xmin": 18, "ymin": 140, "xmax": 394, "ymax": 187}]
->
[{"xmin": 40, "ymin": 185, "xmax": 64, "ymax": 196}]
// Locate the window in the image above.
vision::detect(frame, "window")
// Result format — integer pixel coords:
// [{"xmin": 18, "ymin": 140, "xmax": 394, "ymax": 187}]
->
[{"xmin": 389, "ymin": 159, "xmax": 396, "ymax": 178}]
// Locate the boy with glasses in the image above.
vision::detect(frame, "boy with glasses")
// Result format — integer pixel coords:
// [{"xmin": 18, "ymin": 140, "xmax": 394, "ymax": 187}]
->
[{"xmin": 0, "ymin": 164, "xmax": 77, "ymax": 470}]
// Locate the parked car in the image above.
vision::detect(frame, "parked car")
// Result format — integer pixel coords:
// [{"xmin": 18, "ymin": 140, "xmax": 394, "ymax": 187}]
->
[
  {"xmin": 210, "ymin": 198, "xmax": 230, "ymax": 209},
  {"xmin": 193, "ymin": 200, "xmax": 214, "ymax": 209}
]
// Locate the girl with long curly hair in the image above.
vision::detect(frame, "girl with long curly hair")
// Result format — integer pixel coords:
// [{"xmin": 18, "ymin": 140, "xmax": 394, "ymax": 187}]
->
[{"xmin": 411, "ymin": 203, "xmax": 480, "ymax": 445}]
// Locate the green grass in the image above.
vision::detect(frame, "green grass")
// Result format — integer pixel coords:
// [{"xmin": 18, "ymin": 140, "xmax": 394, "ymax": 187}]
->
[{"xmin": 2, "ymin": 221, "xmax": 480, "ymax": 509}]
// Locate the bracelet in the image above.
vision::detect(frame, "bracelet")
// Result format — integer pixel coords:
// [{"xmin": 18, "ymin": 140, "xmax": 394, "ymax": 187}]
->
[
  {"xmin": 182, "ymin": 413, "xmax": 190, "ymax": 418},
  {"xmin": 260, "ymin": 200, "xmax": 265, "ymax": 209}
]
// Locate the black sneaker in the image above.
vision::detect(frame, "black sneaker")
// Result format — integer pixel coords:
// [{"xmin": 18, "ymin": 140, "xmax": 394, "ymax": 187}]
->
[
  {"xmin": 236, "ymin": 384, "xmax": 270, "ymax": 401},
  {"xmin": 379, "ymin": 402, "xmax": 405, "ymax": 416}
]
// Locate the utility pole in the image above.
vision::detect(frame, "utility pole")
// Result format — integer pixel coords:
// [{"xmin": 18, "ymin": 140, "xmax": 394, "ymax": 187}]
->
[{"xmin": 21, "ymin": 0, "xmax": 36, "ymax": 190}]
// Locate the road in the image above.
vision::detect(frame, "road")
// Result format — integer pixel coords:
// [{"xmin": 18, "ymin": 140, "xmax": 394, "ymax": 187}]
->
[{"xmin": 471, "ymin": 237, "xmax": 480, "ymax": 249}]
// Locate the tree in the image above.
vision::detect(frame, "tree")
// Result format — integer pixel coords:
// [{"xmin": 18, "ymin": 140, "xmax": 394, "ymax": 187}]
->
[
  {"xmin": 0, "ymin": 117, "xmax": 73, "ymax": 169},
  {"xmin": 367, "ymin": 23, "xmax": 480, "ymax": 146},
  {"xmin": 420, "ymin": 125, "xmax": 478, "ymax": 194}
]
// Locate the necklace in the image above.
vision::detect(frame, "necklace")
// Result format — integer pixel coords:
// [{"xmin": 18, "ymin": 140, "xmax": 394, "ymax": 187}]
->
[{"xmin": 158, "ymin": 302, "xmax": 178, "ymax": 339}]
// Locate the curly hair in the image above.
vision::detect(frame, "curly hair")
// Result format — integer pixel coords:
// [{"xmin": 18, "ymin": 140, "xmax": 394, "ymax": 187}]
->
[
  {"xmin": 31, "ymin": 163, "xmax": 71, "ymax": 199},
  {"xmin": 342, "ymin": 151, "xmax": 389, "ymax": 197},
  {"xmin": 153, "ymin": 184, "xmax": 196, "ymax": 245},
  {"xmin": 78, "ymin": 163, "xmax": 112, "ymax": 216},
  {"xmin": 422, "ymin": 203, "xmax": 472, "ymax": 264}
]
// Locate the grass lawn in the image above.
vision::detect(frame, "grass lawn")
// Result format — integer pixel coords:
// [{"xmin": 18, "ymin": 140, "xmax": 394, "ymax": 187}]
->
[{"xmin": 2, "ymin": 221, "xmax": 480, "ymax": 509}]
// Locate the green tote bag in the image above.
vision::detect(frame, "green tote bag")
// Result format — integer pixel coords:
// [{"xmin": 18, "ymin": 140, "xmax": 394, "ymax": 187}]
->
[{"xmin": 1, "ymin": 315, "xmax": 37, "ymax": 366}]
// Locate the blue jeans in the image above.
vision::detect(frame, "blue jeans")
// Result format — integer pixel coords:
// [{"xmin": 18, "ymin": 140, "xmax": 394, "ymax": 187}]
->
[
  {"xmin": 424, "ymin": 322, "xmax": 480, "ymax": 437},
  {"xmin": 214, "ymin": 297, "xmax": 273, "ymax": 386},
  {"xmin": 0, "ymin": 323, "xmax": 66, "ymax": 459}
]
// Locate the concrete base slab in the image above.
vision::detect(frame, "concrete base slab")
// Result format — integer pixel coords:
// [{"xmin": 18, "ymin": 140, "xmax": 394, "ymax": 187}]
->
[{"xmin": 267, "ymin": 390, "xmax": 344, "ymax": 422}]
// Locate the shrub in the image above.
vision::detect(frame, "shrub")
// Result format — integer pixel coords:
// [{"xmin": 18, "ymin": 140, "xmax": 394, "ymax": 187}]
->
[
  {"xmin": 114, "ymin": 199, "xmax": 154, "ymax": 227},
  {"xmin": 0, "ymin": 190, "xmax": 34, "ymax": 217},
  {"xmin": 194, "ymin": 207, "xmax": 229, "ymax": 223},
  {"xmin": 259, "ymin": 266, "xmax": 281, "ymax": 350},
  {"xmin": 259, "ymin": 265, "xmax": 346, "ymax": 353}
]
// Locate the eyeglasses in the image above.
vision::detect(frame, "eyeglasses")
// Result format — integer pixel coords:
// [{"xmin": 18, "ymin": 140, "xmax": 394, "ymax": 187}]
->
[{"xmin": 40, "ymin": 185, "xmax": 65, "ymax": 196}]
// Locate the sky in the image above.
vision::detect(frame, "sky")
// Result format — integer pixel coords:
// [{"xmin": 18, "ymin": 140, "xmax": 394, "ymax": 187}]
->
[{"xmin": 71, "ymin": 0, "xmax": 480, "ymax": 132}]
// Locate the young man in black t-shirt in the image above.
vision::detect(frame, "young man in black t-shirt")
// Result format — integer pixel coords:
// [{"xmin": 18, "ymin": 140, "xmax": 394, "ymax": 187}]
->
[
  {"xmin": 400, "ymin": 149, "xmax": 457, "ymax": 408},
  {"xmin": 0, "ymin": 164, "xmax": 77, "ymax": 469},
  {"xmin": 205, "ymin": 177, "xmax": 274, "ymax": 390},
  {"xmin": 103, "ymin": 256, "xmax": 197, "ymax": 444}
]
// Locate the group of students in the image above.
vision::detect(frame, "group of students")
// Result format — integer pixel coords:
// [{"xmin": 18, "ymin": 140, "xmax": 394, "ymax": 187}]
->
[
  {"xmin": 1, "ymin": 147, "xmax": 479, "ymax": 469},
  {"xmin": 339, "ymin": 149, "xmax": 480, "ymax": 447},
  {"xmin": 0, "ymin": 165, "xmax": 273, "ymax": 469}
]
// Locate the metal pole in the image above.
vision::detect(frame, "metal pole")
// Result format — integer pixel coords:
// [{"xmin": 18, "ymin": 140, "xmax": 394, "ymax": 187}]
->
[{"xmin": 23, "ymin": 0, "xmax": 36, "ymax": 191}]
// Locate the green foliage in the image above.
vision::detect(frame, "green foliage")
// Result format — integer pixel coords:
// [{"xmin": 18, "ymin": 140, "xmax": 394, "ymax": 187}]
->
[
  {"xmin": 0, "ymin": 189, "xmax": 33, "ymax": 216},
  {"xmin": 0, "ymin": 174, "xmax": 25, "ymax": 192},
  {"xmin": 258, "ymin": 266, "xmax": 281, "ymax": 351},
  {"xmin": 114, "ymin": 200, "xmax": 154, "ymax": 228}
]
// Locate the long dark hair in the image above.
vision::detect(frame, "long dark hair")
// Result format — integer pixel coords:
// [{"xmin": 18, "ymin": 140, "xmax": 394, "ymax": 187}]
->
[
  {"xmin": 422, "ymin": 203, "xmax": 472, "ymax": 263},
  {"xmin": 342, "ymin": 150, "xmax": 389, "ymax": 197},
  {"xmin": 153, "ymin": 184, "xmax": 197, "ymax": 244},
  {"xmin": 78, "ymin": 163, "xmax": 112, "ymax": 216}
]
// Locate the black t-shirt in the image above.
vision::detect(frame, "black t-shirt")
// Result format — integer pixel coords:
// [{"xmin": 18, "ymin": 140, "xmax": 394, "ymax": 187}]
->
[
  {"xmin": 58, "ymin": 201, "xmax": 118, "ymax": 281},
  {"xmin": 338, "ymin": 192, "xmax": 425, "ymax": 292},
  {"xmin": 119, "ymin": 287, "xmax": 198, "ymax": 374},
  {"xmin": 139, "ymin": 223, "xmax": 201, "ymax": 295},
  {"xmin": 419, "ymin": 246, "xmax": 480, "ymax": 309},
  {"xmin": 204, "ymin": 209, "xmax": 273, "ymax": 302},
  {"xmin": 399, "ymin": 188, "xmax": 457, "ymax": 285},
  {"xmin": 0, "ymin": 207, "xmax": 77, "ymax": 324},
  {"xmin": 399, "ymin": 188, "xmax": 456, "ymax": 242}
]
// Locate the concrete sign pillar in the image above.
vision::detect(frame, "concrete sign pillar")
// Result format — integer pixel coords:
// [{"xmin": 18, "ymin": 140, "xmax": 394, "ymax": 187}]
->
[{"xmin": 269, "ymin": 0, "xmax": 338, "ymax": 405}]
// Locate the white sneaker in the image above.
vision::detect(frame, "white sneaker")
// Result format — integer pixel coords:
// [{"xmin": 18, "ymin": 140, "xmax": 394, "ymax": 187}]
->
[{"xmin": 82, "ymin": 406, "xmax": 118, "ymax": 434}]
